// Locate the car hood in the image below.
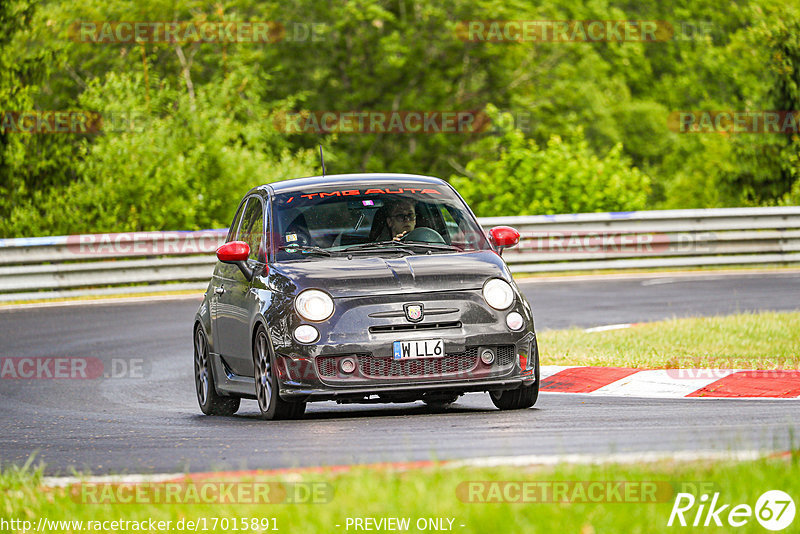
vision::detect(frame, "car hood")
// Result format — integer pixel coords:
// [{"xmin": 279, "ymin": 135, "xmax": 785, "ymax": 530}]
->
[{"xmin": 270, "ymin": 251, "xmax": 508, "ymax": 298}]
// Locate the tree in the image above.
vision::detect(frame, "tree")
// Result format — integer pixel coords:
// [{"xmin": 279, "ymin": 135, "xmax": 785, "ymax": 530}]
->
[
  {"xmin": 0, "ymin": 0, "xmax": 79, "ymax": 234},
  {"xmin": 450, "ymin": 109, "xmax": 651, "ymax": 216}
]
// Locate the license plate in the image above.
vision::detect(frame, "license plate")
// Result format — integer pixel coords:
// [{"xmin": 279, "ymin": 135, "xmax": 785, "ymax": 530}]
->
[{"xmin": 393, "ymin": 339, "xmax": 444, "ymax": 360}]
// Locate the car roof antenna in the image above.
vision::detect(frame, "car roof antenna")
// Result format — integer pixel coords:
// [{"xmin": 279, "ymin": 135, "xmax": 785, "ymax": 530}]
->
[{"xmin": 319, "ymin": 144, "xmax": 326, "ymax": 177}]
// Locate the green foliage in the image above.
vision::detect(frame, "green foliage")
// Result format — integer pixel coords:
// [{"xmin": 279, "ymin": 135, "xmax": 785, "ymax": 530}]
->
[
  {"xmin": 752, "ymin": 2, "xmax": 800, "ymax": 206},
  {"xmin": 723, "ymin": 2, "xmax": 800, "ymax": 205},
  {"xmin": 1, "ymin": 0, "xmax": 799, "ymax": 237},
  {"xmin": 0, "ymin": 0, "xmax": 80, "ymax": 230},
  {"xmin": 2, "ymin": 69, "xmax": 316, "ymax": 235},
  {"xmin": 451, "ymin": 110, "xmax": 650, "ymax": 216}
]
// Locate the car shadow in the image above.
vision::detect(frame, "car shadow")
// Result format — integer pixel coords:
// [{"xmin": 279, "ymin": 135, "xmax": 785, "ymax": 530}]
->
[
  {"xmin": 299, "ymin": 402, "xmax": 494, "ymax": 420},
  {"xmin": 187, "ymin": 397, "xmax": 542, "ymax": 423}
]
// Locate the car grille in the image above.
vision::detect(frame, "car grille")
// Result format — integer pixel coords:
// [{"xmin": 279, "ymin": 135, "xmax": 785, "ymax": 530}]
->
[
  {"xmin": 368, "ymin": 321, "xmax": 461, "ymax": 334},
  {"xmin": 360, "ymin": 350, "xmax": 477, "ymax": 378},
  {"xmin": 317, "ymin": 357, "xmax": 338, "ymax": 377},
  {"xmin": 497, "ymin": 345, "xmax": 514, "ymax": 366},
  {"xmin": 316, "ymin": 345, "xmax": 515, "ymax": 379}
]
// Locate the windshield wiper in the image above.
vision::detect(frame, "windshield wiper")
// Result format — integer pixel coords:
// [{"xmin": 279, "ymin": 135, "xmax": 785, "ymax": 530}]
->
[
  {"xmin": 342, "ymin": 241, "xmax": 417, "ymax": 254},
  {"xmin": 278, "ymin": 244, "xmax": 332, "ymax": 256},
  {"xmin": 399, "ymin": 242, "xmax": 463, "ymax": 252}
]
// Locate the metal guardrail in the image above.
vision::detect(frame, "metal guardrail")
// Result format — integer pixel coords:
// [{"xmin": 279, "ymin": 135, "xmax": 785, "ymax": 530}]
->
[
  {"xmin": 0, "ymin": 207, "xmax": 798, "ymax": 301},
  {"xmin": 490, "ymin": 206, "xmax": 800, "ymax": 272}
]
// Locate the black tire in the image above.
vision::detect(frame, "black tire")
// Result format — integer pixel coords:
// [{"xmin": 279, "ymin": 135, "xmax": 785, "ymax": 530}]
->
[
  {"xmin": 422, "ymin": 394, "xmax": 459, "ymax": 411},
  {"xmin": 490, "ymin": 383, "xmax": 538, "ymax": 410},
  {"xmin": 194, "ymin": 326, "xmax": 240, "ymax": 416},
  {"xmin": 490, "ymin": 340, "xmax": 540, "ymax": 410},
  {"xmin": 253, "ymin": 325, "xmax": 306, "ymax": 420}
]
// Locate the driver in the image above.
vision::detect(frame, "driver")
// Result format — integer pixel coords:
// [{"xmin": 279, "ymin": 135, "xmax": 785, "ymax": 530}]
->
[{"xmin": 385, "ymin": 198, "xmax": 417, "ymax": 241}]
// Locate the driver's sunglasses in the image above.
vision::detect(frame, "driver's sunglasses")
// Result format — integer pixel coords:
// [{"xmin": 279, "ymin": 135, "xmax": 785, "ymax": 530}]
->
[{"xmin": 390, "ymin": 212, "xmax": 416, "ymax": 222}]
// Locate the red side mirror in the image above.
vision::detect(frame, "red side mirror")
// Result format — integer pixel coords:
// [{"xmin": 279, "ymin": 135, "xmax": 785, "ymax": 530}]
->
[
  {"xmin": 216, "ymin": 241, "xmax": 250, "ymax": 263},
  {"xmin": 489, "ymin": 226, "xmax": 520, "ymax": 250}
]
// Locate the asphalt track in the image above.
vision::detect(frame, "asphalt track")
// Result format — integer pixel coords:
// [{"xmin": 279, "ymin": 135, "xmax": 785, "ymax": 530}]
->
[{"xmin": 1, "ymin": 271, "xmax": 798, "ymax": 475}]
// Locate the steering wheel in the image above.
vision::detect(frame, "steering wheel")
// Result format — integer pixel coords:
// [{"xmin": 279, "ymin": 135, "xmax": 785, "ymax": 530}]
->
[
  {"xmin": 284, "ymin": 227, "xmax": 313, "ymax": 248},
  {"xmin": 400, "ymin": 227, "xmax": 446, "ymax": 244}
]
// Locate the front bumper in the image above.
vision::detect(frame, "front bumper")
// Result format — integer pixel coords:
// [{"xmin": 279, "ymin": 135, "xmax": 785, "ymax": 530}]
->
[
  {"xmin": 267, "ymin": 288, "xmax": 537, "ymax": 402},
  {"xmin": 279, "ymin": 376, "xmax": 535, "ymax": 402},
  {"xmin": 275, "ymin": 331, "xmax": 537, "ymax": 401}
]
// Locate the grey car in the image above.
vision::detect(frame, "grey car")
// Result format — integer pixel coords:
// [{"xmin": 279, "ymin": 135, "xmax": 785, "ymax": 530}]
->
[{"xmin": 193, "ymin": 173, "xmax": 539, "ymax": 419}]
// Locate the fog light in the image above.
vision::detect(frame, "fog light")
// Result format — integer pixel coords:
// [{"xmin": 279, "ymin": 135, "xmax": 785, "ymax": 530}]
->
[
  {"xmin": 480, "ymin": 349, "xmax": 495, "ymax": 365},
  {"xmin": 340, "ymin": 357, "xmax": 356, "ymax": 374},
  {"xmin": 294, "ymin": 324, "xmax": 319, "ymax": 343},
  {"xmin": 506, "ymin": 312, "xmax": 524, "ymax": 331}
]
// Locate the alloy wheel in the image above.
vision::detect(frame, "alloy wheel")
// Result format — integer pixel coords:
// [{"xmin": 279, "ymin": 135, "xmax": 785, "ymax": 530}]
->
[
  {"xmin": 194, "ymin": 328, "xmax": 210, "ymax": 405},
  {"xmin": 255, "ymin": 330, "xmax": 272, "ymax": 413}
]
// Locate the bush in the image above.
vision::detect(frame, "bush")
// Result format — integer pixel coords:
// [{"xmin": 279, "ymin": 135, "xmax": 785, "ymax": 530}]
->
[
  {"xmin": 2, "ymin": 69, "xmax": 316, "ymax": 236},
  {"xmin": 450, "ymin": 110, "xmax": 651, "ymax": 217}
]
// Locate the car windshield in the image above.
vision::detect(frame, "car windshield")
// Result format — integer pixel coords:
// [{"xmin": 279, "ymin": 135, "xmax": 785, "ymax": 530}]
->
[{"xmin": 272, "ymin": 183, "xmax": 491, "ymax": 261}]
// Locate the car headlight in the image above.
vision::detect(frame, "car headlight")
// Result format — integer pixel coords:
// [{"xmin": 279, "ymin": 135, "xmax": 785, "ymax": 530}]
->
[
  {"xmin": 295, "ymin": 289, "xmax": 334, "ymax": 321},
  {"xmin": 483, "ymin": 278, "xmax": 514, "ymax": 310}
]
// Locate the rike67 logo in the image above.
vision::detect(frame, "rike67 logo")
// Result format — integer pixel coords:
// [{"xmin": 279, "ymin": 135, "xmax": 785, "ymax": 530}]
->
[{"xmin": 668, "ymin": 490, "xmax": 795, "ymax": 531}]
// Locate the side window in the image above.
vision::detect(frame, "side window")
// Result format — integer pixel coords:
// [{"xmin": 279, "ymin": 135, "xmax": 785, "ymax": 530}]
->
[
  {"xmin": 440, "ymin": 205, "xmax": 458, "ymax": 238},
  {"xmin": 438, "ymin": 204, "xmax": 476, "ymax": 249},
  {"xmin": 239, "ymin": 196, "xmax": 265, "ymax": 263},
  {"xmin": 264, "ymin": 198, "xmax": 273, "ymax": 262},
  {"xmin": 226, "ymin": 200, "xmax": 247, "ymax": 243},
  {"xmin": 422, "ymin": 203, "xmax": 450, "ymax": 243}
]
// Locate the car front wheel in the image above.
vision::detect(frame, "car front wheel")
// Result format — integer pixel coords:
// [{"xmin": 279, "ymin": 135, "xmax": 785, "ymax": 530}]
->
[
  {"xmin": 489, "ymin": 343, "xmax": 540, "ymax": 410},
  {"xmin": 422, "ymin": 393, "xmax": 459, "ymax": 411},
  {"xmin": 253, "ymin": 325, "xmax": 306, "ymax": 420},
  {"xmin": 194, "ymin": 326, "xmax": 240, "ymax": 416},
  {"xmin": 490, "ymin": 383, "xmax": 538, "ymax": 410}
]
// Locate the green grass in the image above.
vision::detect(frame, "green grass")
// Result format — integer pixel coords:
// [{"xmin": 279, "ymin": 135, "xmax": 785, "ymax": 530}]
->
[
  {"xmin": 539, "ymin": 311, "xmax": 800, "ymax": 369},
  {"xmin": 3, "ymin": 455, "xmax": 799, "ymax": 533}
]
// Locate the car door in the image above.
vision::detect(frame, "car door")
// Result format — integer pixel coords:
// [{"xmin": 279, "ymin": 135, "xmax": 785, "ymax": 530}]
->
[
  {"xmin": 211, "ymin": 199, "xmax": 246, "ymax": 359},
  {"xmin": 213, "ymin": 195, "xmax": 265, "ymax": 375}
]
